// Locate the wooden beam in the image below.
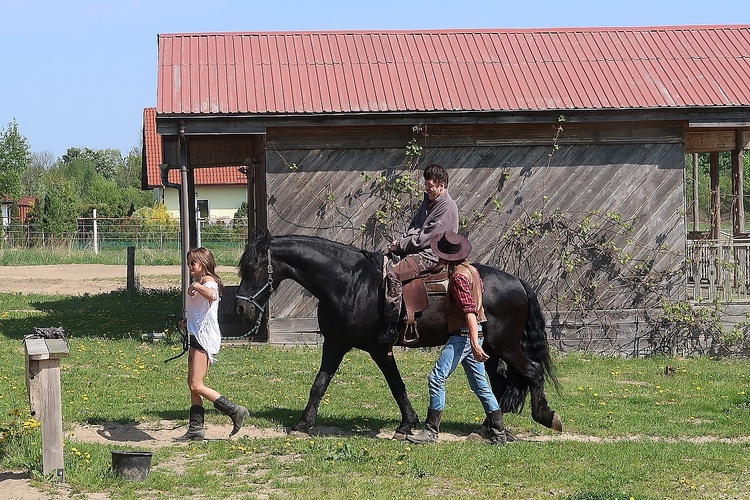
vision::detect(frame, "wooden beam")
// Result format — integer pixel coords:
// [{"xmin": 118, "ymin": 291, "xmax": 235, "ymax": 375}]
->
[
  {"xmin": 692, "ymin": 153, "xmax": 699, "ymax": 232},
  {"xmin": 733, "ymin": 131, "xmax": 745, "ymax": 235},
  {"xmin": 710, "ymin": 152, "xmax": 721, "ymax": 239},
  {"xmin": 685, "ymin": 131, "xmax": 736, "ymax": 153},
  {"xmin": 742, "ymin": 131, "xmax": 750, "ymax": 150}
]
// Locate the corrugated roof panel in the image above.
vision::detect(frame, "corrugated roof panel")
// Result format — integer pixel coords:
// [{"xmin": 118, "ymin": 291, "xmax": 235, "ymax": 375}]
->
[
  {"xmin": 697, "ymin": 29, "xmax": 745, "ymax": 104},
  {"xmin": 380, "ymin": 34, "xmax": 403, "ymax": 110},
  {"xmin": 313, "ymin": 34, "xmax": 337, "ymax": 112},
  {"xmin": 455, "ymin": 33, "xmax": 487, "ymax": 110},
  {"xmin": 156, "ymin": 26, "xmax": 750, "ymax": 115},
  {"xmin": 423, "ymin": 33, "xmax": 452, "ymax": 110},
  {"xmin": 363, "ymin": 34, "xmax": 387, "ymax": 111}
]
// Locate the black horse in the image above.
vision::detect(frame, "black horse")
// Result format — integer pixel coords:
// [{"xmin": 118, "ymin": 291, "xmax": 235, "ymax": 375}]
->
[{"xmin": 235, "ymin": 233, "xmax": 561, "ymax": 439}]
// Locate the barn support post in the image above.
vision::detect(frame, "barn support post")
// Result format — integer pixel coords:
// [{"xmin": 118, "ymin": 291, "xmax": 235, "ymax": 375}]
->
[
  {"xmin": 178, "ymin": 125, "xmax": 193, "ymax": 318},
  {"xmin": 240, "ymin": 160, "xmax": 255, "ymax": 237},
  {"xmin": 692, "ymin": 153, "xmax": 699, "ymax": 233},
  {"xmin": 710, "ymin": 152, "xmax": 720, "ymax": 239},
  {"xmin": 732, "ymin": 131, "xmax": 745, "ymax": 235},
  {"xmin": 252, "ymin": 134, "xmax": 268, "ymax": 235}
]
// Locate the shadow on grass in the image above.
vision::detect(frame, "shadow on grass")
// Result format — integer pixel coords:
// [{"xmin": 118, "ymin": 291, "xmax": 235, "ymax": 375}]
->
[{"xmin": 0, "ymin": 288, "xmax": 181, "ymax": 341}]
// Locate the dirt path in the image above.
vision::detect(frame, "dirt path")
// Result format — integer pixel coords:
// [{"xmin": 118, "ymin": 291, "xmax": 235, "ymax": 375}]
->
[{"xmin": 0, "ymin": 264, "xmax": 239, "ymax": 295}]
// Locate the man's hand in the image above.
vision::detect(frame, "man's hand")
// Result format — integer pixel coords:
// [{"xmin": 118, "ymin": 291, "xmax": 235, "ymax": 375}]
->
[{"xmin": 471, "ymin": 343, "xmax": 489, "ymax": 362}]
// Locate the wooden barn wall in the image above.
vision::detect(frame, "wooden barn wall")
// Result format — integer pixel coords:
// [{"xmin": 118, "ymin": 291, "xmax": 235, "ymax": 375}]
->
[{"xmin": 261, "ymin": 122, "xmax": 687, "ymax": 353}]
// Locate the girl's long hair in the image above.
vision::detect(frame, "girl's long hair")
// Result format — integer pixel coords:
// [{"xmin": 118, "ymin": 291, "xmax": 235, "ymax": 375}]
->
[{"xmin": 186, "ymin": 247, "xmax": 224, "ymax": 296}]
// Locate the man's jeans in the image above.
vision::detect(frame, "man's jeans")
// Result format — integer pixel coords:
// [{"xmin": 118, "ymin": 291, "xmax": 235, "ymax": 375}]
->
[{"xmin": 427, "ymin": 334, "xmax": 500, "ymax": 413}]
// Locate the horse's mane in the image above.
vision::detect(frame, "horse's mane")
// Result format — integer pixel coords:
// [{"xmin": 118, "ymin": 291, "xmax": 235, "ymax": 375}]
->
[{"xmin": 247, "ymin": 234, "xmax": 384, "ymax": 271}]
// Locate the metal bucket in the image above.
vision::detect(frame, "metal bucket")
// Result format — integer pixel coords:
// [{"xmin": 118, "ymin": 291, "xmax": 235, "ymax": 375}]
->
[{"xmin": 111, "ymin": 450, "xmax": 153, "ymax": 481}]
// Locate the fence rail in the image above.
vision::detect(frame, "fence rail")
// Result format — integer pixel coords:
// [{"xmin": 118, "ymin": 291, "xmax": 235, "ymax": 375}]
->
[{"xmin": 687, "ymin": 239, "xmax": 750, "ymax": 303}]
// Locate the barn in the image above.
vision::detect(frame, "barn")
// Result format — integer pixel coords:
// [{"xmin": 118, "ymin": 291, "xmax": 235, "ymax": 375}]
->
[{"xmin": 149, "ymin": 26, "xmax": 750, "ymax": 353}]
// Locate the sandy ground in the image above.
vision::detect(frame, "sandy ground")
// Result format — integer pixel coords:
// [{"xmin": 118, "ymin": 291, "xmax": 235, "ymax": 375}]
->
[{"xmin": 0, "ymin": 264, "xmax": 240, "ymax": 295}]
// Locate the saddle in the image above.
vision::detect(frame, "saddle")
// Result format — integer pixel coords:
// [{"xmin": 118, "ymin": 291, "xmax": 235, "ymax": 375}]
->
[{"xmin": 400, "ymin": 268, "xmax": 449, "ymax": 345}]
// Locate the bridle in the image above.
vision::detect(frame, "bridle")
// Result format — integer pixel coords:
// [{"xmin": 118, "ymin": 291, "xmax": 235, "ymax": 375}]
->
[{"xmin": 234, "ymin": 246, "xmax": 274, "ymax": 337}]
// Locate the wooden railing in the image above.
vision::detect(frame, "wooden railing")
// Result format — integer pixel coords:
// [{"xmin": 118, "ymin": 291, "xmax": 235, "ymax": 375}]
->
[{"xmin": 687, "ymin": 239, "xmax": 750, "ymax": 302}]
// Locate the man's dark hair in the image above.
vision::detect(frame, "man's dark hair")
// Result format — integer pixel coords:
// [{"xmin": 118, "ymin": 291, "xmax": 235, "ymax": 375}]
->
[{"xmin": 423, "ymin": 163, "xmax": 449, "ymax": 187}]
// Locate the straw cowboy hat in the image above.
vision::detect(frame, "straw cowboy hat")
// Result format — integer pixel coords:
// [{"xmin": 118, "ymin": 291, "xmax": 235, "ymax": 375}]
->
[{"xmin": 430, "ymin": 231, "xmax": 472, "ymax": 262}]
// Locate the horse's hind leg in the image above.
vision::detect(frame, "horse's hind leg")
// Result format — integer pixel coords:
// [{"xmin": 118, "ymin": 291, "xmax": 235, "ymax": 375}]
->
[
  {"xmin": 530, "ymin": 384, "xmax": 562, "ymax": 432},
  {"xmin": 369, "ymin": 346, "xmax": 419, "ymax": 439},
  {"xmin": 504, "ymin": 350, "xmax": 561, "ymax": 431},
  {"xmin": 291, "ymin": 339, "xmax": 351, "ymax": 437}
]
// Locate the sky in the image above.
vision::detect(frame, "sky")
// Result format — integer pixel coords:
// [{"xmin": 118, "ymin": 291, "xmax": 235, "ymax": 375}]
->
[{"xmin": 1, "ymin": 0, "xmax": 749, "ymax": 160}]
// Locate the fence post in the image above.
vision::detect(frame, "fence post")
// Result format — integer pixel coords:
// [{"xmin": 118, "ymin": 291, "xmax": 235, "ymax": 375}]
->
[
  {"xmin": 127, "ymin": 246, "xmax": 135, "ymax": 296},
  {"xmin": 24, "ymin": 337, "xmax": 69, "ymax": 481},
  {"xmin": 92, "ymin": 209, "xmax": 99, "ymax": 254}
]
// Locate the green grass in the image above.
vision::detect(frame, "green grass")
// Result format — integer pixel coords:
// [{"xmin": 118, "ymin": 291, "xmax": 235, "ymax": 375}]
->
[
  {"xmin": 2, "ymin": 289, "xmax": 750, "ymax": 498},
  {"xmin": 0, "ymin": 244, "xmax": 244, "ymax": 267}
]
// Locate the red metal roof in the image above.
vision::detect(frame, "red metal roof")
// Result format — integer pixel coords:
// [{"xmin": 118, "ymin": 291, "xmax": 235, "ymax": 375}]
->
[
  {"xmin": 142, "ymin": 107, "xmax": 246, "ymax": 189},
  {"xmin": 156, "ymin": 26, "xmax": 750, "ymax": 115}
]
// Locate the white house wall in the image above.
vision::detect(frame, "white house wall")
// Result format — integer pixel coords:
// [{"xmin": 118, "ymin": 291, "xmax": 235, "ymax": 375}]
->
[{"xmin": 163, "ymin": 185, "xmax": 246, "ymax": 223}]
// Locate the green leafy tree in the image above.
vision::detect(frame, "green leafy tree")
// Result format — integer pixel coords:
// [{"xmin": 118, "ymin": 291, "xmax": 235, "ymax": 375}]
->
[
  {"xmin": 0, "ymin": 119, "xmax": 31, "ymax": 198},
  {"xmin": 117, "ymin": 146, "xmax": 144, "ymax": 189},
  {"xmin": 23, "ymin": 151, "xmax": 55, "ymax": 195},
  {"xmin": 40, "ymin": 179, "xmax": 79, "ymax": 237},
  {"xmin": 233, "ymin": 202, "xmax": 249, "ymax": 228},
  {"xmin": 61, "ymin": 147, "xmax": 123, "ymax": 181}
]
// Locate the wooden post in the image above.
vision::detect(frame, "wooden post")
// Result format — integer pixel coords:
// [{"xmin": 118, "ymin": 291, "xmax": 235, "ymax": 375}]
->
[
  {"xmin": 92, "ymin": 209, "xmax": 99, "ymax": 255},
  {"xmin": 24, "ymin": 337, "xmax": 70, "ymax": 481},
  {"xmin": 732, "ymin": 132, "xmax": 745, "ymax": 235},
  {"xmin": 692, "ymin": 153, "xmax": 699, "ymax": 233},
  {"xmin": 126, "ymin": 246, "xmax": 135, "ymax": 296},
  {"xmin": 710, "ymin": 152, "xmax": 721, "ymax": 240}
]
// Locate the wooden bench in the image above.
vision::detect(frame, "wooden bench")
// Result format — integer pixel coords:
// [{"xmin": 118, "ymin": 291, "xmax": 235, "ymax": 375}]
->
[{"xmin": 24, "ymin": 337, "xmax": 69, "ymax": 481}]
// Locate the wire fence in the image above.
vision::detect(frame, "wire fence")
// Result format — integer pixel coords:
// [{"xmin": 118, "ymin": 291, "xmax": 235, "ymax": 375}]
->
[{"xmin": 1, "ymin": 216, "xmax": 248, "ymax": 252}]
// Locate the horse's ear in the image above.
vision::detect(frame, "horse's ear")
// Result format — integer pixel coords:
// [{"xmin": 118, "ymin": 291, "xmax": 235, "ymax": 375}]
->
[{"xmin": 253, "ymin": 228, "xmax": 271, "ymax": 253}]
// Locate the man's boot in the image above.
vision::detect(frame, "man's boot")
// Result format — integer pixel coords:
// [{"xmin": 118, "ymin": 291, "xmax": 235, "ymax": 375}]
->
[
  {"xmin": 406, "ymin": 409, "xmax": 442, "ymax": 444},
  {"xmin": 378, "ymin": 323, "xmax": 397, "ymax": 344},
  {"xmin": 174, "ymin": 404, "xmax": 205, "ymax": 441},
  {"xmin": 466, "ymin": 415, "xmax": 491, "ymax": 442},
  {"xmin": 213, "ymin": 395, "xmax": 249, "ymax": 436},
  {"xmin": 467, "ymin": 409, "xmax": 507, "ymax": 445},
  {"xmin": 467, "ymin": 410, "xmax": 513, "ymax": 444}
]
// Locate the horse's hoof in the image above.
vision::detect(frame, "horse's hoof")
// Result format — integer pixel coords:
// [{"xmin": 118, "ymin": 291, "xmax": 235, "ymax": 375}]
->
[
  {"xmin": 551, "ymin": 413, "xmax": 563, "ymax": 432},
  {"xmin": 392, "ymin": 432, "xmax": 411, "ymax": 441},
  {"xmin": 288, "ymin": 429, "xmax": 309, "ymax": 439}
]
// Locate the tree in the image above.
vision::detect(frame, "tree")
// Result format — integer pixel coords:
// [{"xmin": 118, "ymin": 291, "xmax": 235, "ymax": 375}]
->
[
  {"xmin": 0, "ymin": 119, "xmax": 31, "ymax": 198},
  {"xmin": 23, "ymin": 151, "xmax": 55, "ymax": 195},
  {"xmin": 61, "ymin": 147, "xmax": 123, "ymax": 180},
  {"xmin": 117, "ymin": 146, "xmax": 143, "ymax": 189}
]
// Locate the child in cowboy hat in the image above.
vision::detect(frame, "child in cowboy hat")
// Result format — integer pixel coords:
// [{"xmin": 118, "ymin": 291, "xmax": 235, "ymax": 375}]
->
[{"xmin": 406, "ymin": 231, "xmax": 506, "ymax": 445}]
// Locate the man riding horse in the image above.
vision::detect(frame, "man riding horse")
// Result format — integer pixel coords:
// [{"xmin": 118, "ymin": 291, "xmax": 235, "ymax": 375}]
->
[{"xmin": 379, "ymin": 163, "xmax": 459, "ymax": 344}]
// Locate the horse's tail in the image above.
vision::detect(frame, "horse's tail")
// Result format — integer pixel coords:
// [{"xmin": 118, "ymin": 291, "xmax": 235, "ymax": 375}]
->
[{"xmin": 498, "ymin": 278, "xmax": 559, "ymax": 414}]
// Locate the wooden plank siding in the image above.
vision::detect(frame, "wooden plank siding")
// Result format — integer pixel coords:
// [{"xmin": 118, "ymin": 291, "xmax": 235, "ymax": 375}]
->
[{"xmin": 260, "ymin": 122, "xmax": 686, "ymax": 338}]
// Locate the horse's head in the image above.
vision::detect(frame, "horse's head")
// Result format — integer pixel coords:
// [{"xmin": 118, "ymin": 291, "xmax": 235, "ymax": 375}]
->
[{"xmin": 235, "ymin": 231, "xmax": 272, "ymax": 323}]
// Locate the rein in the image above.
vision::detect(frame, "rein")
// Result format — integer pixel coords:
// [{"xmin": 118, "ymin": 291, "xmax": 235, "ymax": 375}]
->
[{"xmin": 164, "ymin": 320, "xmax": 189, "ymax": 363}]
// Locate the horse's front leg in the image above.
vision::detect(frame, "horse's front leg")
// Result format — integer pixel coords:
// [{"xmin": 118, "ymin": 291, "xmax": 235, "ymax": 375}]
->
[
  {"xmin": 369, "ymin": 346, "xmax": 419, "ymax": 440},
  {"xmin": 290, "ymin": 339, "xmax": 351, "ymax": 437}
]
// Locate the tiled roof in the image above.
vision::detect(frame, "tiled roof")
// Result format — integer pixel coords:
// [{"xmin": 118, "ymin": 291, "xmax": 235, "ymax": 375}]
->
[
  {"xmin": 142, "ymin": 107, "xmax": 246, "ymax": 189},
  {"xmin": 156, "ymin": 26, "xmax": 750, "ymax": 115}
]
